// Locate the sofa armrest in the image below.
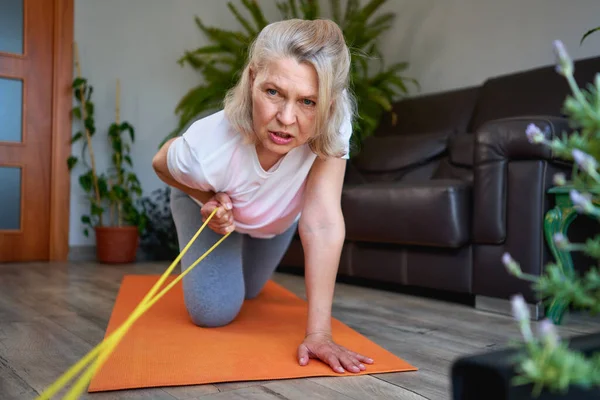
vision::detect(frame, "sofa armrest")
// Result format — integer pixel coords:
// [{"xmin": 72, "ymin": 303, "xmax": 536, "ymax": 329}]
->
[
  {"xmin": 474, "ymin": 116, "xmax": 570, "ymax": 163},
  {"xmin": 473, "ymin": 116, "xmax": 571, "ymax": 244}
]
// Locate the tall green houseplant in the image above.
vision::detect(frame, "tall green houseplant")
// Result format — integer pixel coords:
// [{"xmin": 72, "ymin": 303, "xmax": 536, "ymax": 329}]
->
[
  {"xmin": 67, "ymin": 44, "xmax": 147, "ymax": 263},
  {"xmin": 163, "ymin": 0, "xmax": 418, "ymax": 155},
  {"xmin": 68, "ymin": 77, "xmax": 146, "ymax": 237},
  {"xmin": 106, "ymin": 80, "xmax": 145, "ymax": 230}
]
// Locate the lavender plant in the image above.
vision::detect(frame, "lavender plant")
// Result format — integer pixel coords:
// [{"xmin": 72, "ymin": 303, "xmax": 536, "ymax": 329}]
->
[{"xmin": 502, "ymin": 40, "xmax": 600, "ymax": 396}]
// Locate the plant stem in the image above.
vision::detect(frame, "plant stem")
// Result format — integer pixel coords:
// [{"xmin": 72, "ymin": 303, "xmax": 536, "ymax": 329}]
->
[
  {"xmin": 116, "ymin": 79, "xmax": 120, "ymax": 125},
  {"xmin": 108, "ymin": 177, "xmax": 115, "ymax": 225},
  {"xmin": 74, "ymin": 42, "xmax": 103, "ymax": 226},
  {"xmin": 566, "ymin": 72, "xmax": 598, "ymax": 125},
  {"xmin": 116, "ymin": 79, "xmax": 123, "ymax": 227}
]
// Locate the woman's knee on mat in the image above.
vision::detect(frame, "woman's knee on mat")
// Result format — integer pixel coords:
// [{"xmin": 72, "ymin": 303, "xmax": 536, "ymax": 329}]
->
[{"xmin": 185, "ymin": 295, "xmax": 244, "ymax": 327}]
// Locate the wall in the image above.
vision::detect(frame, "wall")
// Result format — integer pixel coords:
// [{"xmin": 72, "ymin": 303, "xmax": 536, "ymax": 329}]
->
[
  {"xmin": 376, "ymin": 0, "xmax": 600, "ymax": 95},
  {"xmin": 69, "ymin": 0, "xmax": 600, "ymax": 247}
]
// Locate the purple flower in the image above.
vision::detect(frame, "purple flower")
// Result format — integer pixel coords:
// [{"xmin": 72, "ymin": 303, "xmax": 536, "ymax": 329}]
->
[
  {"xmin": 553, "ymin": 40, "xmax": 573, "ymax": 76},
  {"xmin": 511, "ymin": 294, "xmax": 534, "ymax": 342},
  {"xmin": 526, "ymin": 124, "xmax": 545, "ymax": 144},
  {"xmin": 570, "ymin": 189, "xmax": 594, "ymax": 213},
  {"xmin": 553, "ymin": 173, "xmax": 566, "ymax": 186},
  {"xmin": 538, "ymin": 319, "xmax": 560, "ymax": 348},
  {"xmin": 553, "ymin": 233, "xmax": 568, "ymax": 249},
  {"xmin": 502, "ymin": 252, "xmax": 522, "ymax": 276},
  {"xmin": 572, "ymin": 149, "xmax": 597, "ymax": 175},
  {"xmin": 511, "ymin": 294, "xmax": 529, "ymax": 321}
]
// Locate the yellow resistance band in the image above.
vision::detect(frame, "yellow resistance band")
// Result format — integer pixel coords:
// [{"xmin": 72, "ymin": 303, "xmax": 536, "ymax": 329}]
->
[{"xmin": 36, "ymin": 207, "xmax": 230, "ymax": 400}]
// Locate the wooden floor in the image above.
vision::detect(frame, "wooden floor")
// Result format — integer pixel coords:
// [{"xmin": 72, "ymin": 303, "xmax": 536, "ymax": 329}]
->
[{"xmin": 1, "ymin": 262, "xmax": 598, "ymax": 400}]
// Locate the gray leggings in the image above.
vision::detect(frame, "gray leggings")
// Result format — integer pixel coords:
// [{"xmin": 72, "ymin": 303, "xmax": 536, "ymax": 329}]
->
[{"xmin": 169, "ymin": 187, "xmax": 297, "ymax": 327}]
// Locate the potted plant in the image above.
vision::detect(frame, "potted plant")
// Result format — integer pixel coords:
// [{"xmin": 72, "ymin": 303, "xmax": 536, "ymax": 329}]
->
[
  {"xmin": 67, "ymin": 44, "xmax": 146, "ymax": 263},
  {"xmin": 139, "ymin": 186, "xmax": 179, "ymax": 261},
  {"xmin": 451, "ymin": 40, "xmax": 600, "ymax": 399}
]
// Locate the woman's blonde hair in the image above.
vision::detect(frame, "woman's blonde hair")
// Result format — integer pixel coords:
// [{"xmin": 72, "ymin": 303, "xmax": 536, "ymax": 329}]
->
[{"xmin": 223, "ymin": 18, "xmax": 355, "ymax": 158}]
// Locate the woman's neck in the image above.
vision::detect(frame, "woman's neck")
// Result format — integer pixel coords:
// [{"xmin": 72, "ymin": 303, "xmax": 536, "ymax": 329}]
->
[{"xmin": 255, "ymin": 144, "xmax": 284, "ymax": 172}]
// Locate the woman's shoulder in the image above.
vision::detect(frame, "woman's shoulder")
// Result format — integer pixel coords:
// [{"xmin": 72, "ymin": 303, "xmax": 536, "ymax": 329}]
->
[
  {"xmin": 179, "ymin": 110, "xmax": 241, "ymax": 161},
  {"xmin": 182, "ymin": 110, "xmax": 234, "ymax": 141}
]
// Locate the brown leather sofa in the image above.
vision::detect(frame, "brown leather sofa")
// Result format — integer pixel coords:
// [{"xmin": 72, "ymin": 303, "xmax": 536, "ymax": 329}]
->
[{"xmin": 280, "ymin": 55, "xmax": 600, "ymax": 312}]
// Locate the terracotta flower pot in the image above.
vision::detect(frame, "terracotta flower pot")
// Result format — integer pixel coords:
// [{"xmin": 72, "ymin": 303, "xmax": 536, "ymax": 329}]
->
[{"xmin": 95, "ymin": 226, "xmax": 139, "ymax": 264}]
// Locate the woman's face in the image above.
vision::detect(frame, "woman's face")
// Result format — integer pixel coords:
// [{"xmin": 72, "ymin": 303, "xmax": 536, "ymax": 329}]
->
[{"xmin": 250, "ymin": 57, "xmax": 319, "ymax": 159}]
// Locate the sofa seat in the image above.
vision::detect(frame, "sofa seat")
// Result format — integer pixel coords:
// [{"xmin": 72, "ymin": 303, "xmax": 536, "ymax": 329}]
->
[{"xmin": 341, "ymin": 180, "xmax": 471, "ymax": 248}]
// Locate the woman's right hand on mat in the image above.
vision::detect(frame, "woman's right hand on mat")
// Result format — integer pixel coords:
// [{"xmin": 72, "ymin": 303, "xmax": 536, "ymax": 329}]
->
[
  {"xmin": 201, "ymin": 192, "xmax": 235, "ymax": 235},
  {"xmin": 298, "ymin": 332, "xmax": 373, "ymax": 374}
]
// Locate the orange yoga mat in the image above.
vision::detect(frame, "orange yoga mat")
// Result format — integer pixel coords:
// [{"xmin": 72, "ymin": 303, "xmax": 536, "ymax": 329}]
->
[{"xmin": 88, "ymin": 275, "xmax": 417, "ymax": 392}]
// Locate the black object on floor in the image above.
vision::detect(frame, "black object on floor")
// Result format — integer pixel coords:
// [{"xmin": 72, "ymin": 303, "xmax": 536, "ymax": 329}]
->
[{"xmin": 451, "ymin": 332, "xmax": 600, "ymax": 399}]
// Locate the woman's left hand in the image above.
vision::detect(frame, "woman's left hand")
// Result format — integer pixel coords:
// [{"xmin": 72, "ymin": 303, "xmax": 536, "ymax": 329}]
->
[{"xmin": 297, "ymin": 332, "xmax": 374, "ymax": 374}]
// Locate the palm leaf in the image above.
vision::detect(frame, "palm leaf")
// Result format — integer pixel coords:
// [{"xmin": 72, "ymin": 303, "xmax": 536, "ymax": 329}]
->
[
  {"xmin": 299, "ymin": 0, "xmax": 319, "ymax": 20},
  {"xmin": 358, "ymin": 0, "xmax": 386, "ymax": 22},
  {"xmin": 277, "ymin": 0, "xmax": 300, "ymax": 19},
  {"xmin": 330, "ymin": 0, "xmax": 342, "ymax": 23},
  {"xmin": 371, "ymin": 62, "xmax": 409, "ymax": 84},
  {"xmin": 366, "ymin": 12, "xmax": 395, "ymax": 32},
  {"xmin": 227, "ymin": 2, "xmax": 257, "ymax": 36},
  {"xmin": 581, "ymin": 26, "xmax": 600, "ymax": 45},
  {"xmin": 367, "ymin": 87, "xmax": 392, "ymax": 111},
  {"xmin": 194, "ymin": 17, "xmax": 248, "ymax": 52},
  {"xmin": 343, "ymin": 0, "xmax": 360, "ymax": 29},
  {"xmin": 177, "ymin": 46, "xmax": 229, "ymax": 69},
  {"xmin": 241, "ymin": 0, "xmax": 269, "ymax": 30}
]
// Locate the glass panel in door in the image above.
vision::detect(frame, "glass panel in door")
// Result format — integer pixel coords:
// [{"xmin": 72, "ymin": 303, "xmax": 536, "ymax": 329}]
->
[{"xmin": 0, "ymin": 0, "xmax": 24, "ymax": 54}]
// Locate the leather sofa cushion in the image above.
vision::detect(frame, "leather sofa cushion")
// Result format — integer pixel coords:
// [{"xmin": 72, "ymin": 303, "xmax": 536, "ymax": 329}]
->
[
  {"xmin": 353, "ymin": 130, "xmax": 453, "ymax": 173},
  {"xmin": 374, "ymin": 86, "xmax": 480, "ymax": 136},
  {"xmin": 468, "ymin": 55, "xmax": 600, "ymax": 132},
  {"xmin": 342, "ymin": 179, "xmax": 471, "ymax": 248}
]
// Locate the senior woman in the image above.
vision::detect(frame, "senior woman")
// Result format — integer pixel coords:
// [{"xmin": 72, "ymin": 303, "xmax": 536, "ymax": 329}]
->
[{"xmin": 152, "ymin": 18, "xmax": 373, "ymax": 375}]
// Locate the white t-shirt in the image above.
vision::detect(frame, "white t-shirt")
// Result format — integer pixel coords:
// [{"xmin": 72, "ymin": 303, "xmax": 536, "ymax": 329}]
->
[{"xmin": 167, "ymin": 109, "xmax": 352, "ymax": 238}]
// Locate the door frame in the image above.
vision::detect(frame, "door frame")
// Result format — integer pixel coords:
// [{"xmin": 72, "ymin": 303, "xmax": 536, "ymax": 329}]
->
[{"xmin": 49, "ymin": 0, "xmax": 74, "ymax": 261}]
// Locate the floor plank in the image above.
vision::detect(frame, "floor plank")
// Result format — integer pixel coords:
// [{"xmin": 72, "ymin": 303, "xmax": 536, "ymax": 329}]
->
[
  {"xmin": 197, "ymin": 379, "xmax": 355, "ymax": 399},
  {"xmin": 308, "ymin": 375, "xmax": 428, "ymax": 399}
]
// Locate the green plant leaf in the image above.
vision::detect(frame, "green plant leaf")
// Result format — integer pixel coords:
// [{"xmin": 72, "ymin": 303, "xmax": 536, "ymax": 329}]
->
[
  {"xmin": 121, "ymin": 122, "xmax": 135, "ymax": 142},
  {"xmin": 365, "ymin": 12, "xmax": 395, "ymax": 33},
  {"xmin": 67, "ymin": 156, "xmax": 78, "ymax": 170},
  {"xmin": 194, "ymin": 16, "xmax": 249, "ymax": 53},
  {"xmin": 358, "ymin": 0, "xmax": 386, "ymax": 22},
  {"xmin": 241, "ymin": 0, "xmax": 269, "ymax": 30},
  {"xmin": 84, "ymin": 117, "xmax": 95, "ymax": 135},
  {"xmin": 330, "ymin": 0, "xmax": 342, "ymax": 22},
  {"xmin": 299, "ymin": 0, "xmax": 319, "ymax": 20},
  {"xmin": 227, "ymin": 2, "xmax": 256, "ymax": 36},
  {"xmin": 97, "ymin": 176, "xmax": 109, "ymax": 197},
  {"xmin": 85, "ymin": 101, "xmax": 94, "ymax": 117},
  {"xmin": 72, "ymin": 77, "xmax": 86, "ymax": 89},
  {"xmin": 91, "ymin": 202, "xmax": 104, "ymax": 217},
  {"xmin": 71, "ymin": 131, "xmax": 84, "ymax": 144},
  {"xmin": 79, "ymin": 172, "xmax": 92, "ymax": 192},
  {"xmin": 581, "ymin": 26, "xmax": 600, "ymax": 45}
]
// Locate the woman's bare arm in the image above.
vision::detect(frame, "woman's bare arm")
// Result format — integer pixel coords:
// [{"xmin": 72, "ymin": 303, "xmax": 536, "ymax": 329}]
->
[{"xmin": 152, "ymin": 138, "xmax": 215, "ymax": 204}]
